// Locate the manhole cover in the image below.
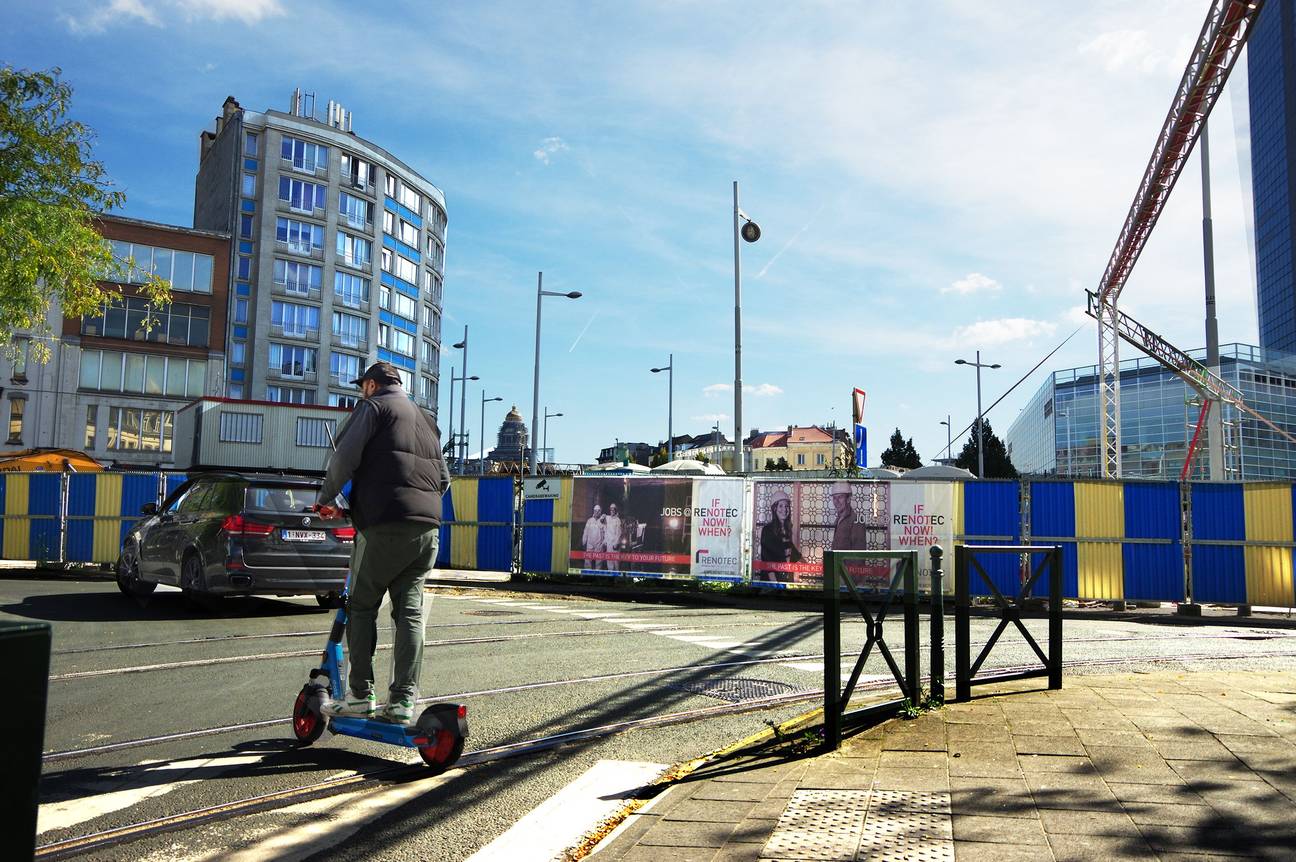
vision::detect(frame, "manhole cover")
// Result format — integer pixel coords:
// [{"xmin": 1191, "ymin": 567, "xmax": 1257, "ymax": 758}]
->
[
  {"xmin": 463, "ymin": 609, "xmax": 524, "ymax": 616},
  {"xmin": 668, "ymin": 678, "xmax": 810, "ymax": 703}
]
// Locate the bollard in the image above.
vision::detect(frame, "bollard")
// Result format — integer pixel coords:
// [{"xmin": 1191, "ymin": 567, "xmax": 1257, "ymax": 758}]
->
[
  {"xmin": 929, "ymin": 545, "xmax": 944, "ymax": 705},
  {"xmin": 2, "ymin": 621, "xmax": 51, "ymax": 861},
  {"xmin": 954, "ymin": 545, "xmax": 971, "ymax": 703}
]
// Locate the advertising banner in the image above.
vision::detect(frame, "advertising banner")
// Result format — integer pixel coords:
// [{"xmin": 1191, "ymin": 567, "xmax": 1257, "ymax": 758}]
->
[
  {"xmin": 568, "ymin": 476, "xmax": 746, "ymax": 581},
  {"xmin": 750, "ymin": 480, "xmax": 953, "ymax": 592}
]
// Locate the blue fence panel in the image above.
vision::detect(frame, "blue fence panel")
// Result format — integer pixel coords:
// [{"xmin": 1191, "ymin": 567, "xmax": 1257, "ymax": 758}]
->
[
  {"xmin": 437, "ymin": 487, "xmax": 455, "ymax": 568},
  {"xmin": 1190, "ymin": 483, "xmax": 1246, "ymax": 603},
  {"xmin": 962, "ymin": 481, "xmax": 1022, "ymax": 598},
  {"xmin": 65, "ymin": 474, "xmax": 97, "ymax": 562},
  {"xmin": 1123, "ymin": 481, "xmax": 1184, "ymax": 602},
  {"xmin": 1030, "ymin": 481, "xmax": 1078, "ymax": 598},
  {"xmin": 476, "ymin": 477, "xmax": 515, "ymax": 572},
  {"xmin": 522, "ymin": 498, "xmax": 555, "ymax": 572},
  {"xmin": 29, "ymin": 474, "xmax": 62, "ymax": 560}
]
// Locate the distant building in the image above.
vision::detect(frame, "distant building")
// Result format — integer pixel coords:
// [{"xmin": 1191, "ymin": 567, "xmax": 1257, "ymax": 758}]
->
[
  {"xmin": 0, "ymin": 215, "xmax": 230, "ymax": 468},
  {"xmin": 596, "ymin": 441, "xmax": 655, "ymax": 466},
  {"xmin": 749, "ymin": 425, "xmax": 851, "ymax": 471},
  {"xmin": 1005, "ymin": 343, "xmax": 1296, "ymax": 480},
  {"xmin": 485, "ymin": 405, "xmax": 530, "ymax": 470}
]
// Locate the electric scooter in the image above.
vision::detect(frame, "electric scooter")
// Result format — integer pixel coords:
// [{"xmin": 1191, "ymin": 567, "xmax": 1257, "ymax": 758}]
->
[{"xmin": 291, "ymin": 573, "xmax": 468, "ymax": 774}]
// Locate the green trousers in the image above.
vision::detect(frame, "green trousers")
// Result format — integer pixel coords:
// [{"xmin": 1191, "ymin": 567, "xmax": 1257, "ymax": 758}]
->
[{"xmin": 346, "ymin": 521, "xmax": 440, "ymax": 701}]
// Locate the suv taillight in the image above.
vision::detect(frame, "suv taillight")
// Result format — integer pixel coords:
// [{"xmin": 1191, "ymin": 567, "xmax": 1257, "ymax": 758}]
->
[
  {"xmin": 333, "ymin": 526, "xmax": 356, "ymax": 542},
  {"xmin": 221, "ymin": 515, "xmax": 275, "ymax": 537}
]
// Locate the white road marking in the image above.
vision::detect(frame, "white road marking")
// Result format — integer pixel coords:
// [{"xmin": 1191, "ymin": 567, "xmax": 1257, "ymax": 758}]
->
[{"xmin": 465, "ymin": 760, "xmax": 666, "ymax": 862}]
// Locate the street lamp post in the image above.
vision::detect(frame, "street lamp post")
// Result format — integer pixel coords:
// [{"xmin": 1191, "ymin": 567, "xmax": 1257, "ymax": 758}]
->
[
  {"xmin": 530, "ymin": 272, "xmax": 582, "ymax": 475},
  {"xmin": 451, "ymin": 329, "xmax": 469, "ymax": 471},
  {"xmin": 733, "ymin": 181, "xmax": 761, "ymax": 474},
  {"xmin": 543, "ymin": 407, "xmax": 563, "ymax": 464},
  {"xmin": 448, "ymin": 368, "xmax": 478, "ymax": 474},
  {"xmin": 954, "ymin": 351, "xmax": 1001, "ymax": 478},
  {"xmin": 940, "ymin": 415, "xmax": 952, "ymax": 462},
  {"xmin": 651, "ymin": 354, "xmax": 674, "ymax": 462},
  {"xmin": 480, "ymin": 392, "xmax": 502, "ymax": 475}
]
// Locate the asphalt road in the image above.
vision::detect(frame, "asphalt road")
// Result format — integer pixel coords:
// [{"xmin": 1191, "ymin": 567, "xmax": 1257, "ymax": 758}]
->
[{"xmin": 9, "ymin": 575, "xmax": 1296, "ymax": 861}]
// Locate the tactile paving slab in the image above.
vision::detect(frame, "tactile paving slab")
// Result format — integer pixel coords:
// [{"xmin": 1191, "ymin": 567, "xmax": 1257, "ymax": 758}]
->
[
  {"xmin": 760, "ymin": 789, "xmax": 954, "ymax": 862},
  {"xmin": 762, "ymin": 789, "xmax": 870, "ymax": 861}
]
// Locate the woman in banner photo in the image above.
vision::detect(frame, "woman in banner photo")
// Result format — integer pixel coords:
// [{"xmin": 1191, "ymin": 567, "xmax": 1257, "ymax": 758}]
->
[
  {"xmin": 759, "ymin": 490, "xmax": 802, "ymax": 581},
  {"xmin": 582, "ymin": 504, "xmax": 605, "ymax": 570},
  {"xmin": 603, "ymin": 502, "xmax": 624, "ymax": 571}
]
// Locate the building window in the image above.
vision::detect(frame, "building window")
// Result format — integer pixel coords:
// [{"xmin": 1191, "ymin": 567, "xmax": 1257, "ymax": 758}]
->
[
  {"xmin": 6, "ymin": 399, "xmax": 23, "ymax": 444},
  {"xmin": 107, "ymin": 407, "xmax": 173, "ymax": 452},
  {"xmin": 266, "ymin": 386, "xmax": 315, "ymax": 405},
  {"xmin": 379, "ymin": 285, "xmax": 417, "ymax": 320},
  {"xmin": 341, "ymin": 153, "xmax": 372, "ymax": 190},
  {"xmin": 241, "ymin": 173, "xmax": 256, "ymax": 197},
  {"xmin": 236, "ymin": 256, "xmax": 251, "ymax": 280},
  {"xmin": 11, "ymin": 337, "xmax": 29, "ymax": 381},
  {"xmin": 79, "ymin": 350, "xmax": 205, "ymax": 398},
  {"xmin": 275, "ymin": 217, "xmax": 324, "ymax": 253},
  {"xmin": 280, "ymin": 136, "xmax": 327, "ymax": 173},
  {"xmin": 399, "ymin": 184, "xmax": 421, "ymax": 214},
  {"xmin": 816, "ymin": 453, "xmax": 825, "ymax": 465},
  {"xmin": 271, "ymin": 301, "xmax": 320, "ymax": 338},
  {"xmin": 228, "ymin": 384, "xmax": 244, "ymax": 399},
  {"xmin": 329, "ymin": 351, "xmax": 362, "ymax": 385},
  {"xmin": 278, "ymin": 177, "xmax": 326, "ymax": 212},
  {"xmin": 427, "ymin": 202, "xmax": 447, "ymax": 237},
  {"xmin": 796, "ymin": 453, "xmax": 805, "ymax": 466},
  {"xmin": 336, "ymin": 232, "xmax": 371, "ymax": 268},
  {"xmin": 219, "ymin": 411, "xmax": 263, "ymax": 444},
  {"xmin": 273, "ymin": 259, "xmax": 322, "ymax": 296},
  {"xmin": 269, "ymin": 344, "xmax": 316, "ymax": 378},
  {"xmin": 384, "ymin": 173, "xmax": 398, "ymax": 197},
  {"xmin": 239, "ymin": 214, "xmax": 254, "ymax": 239},
  {"xmin": 85, "ymin": 405, "xmax": 97, "ymax": 449},
  {"xmin": 244, "ymin": 131, "xmax": 258, "ymax": 156},
  {"xmin": 81, "ymin": 298, "xmax": 210, "ymax": 347},
  {"xmin": 339, "ymin": 192, "xmax": 371, "ymax": 229},
  {"xmin": 234, "ymin": 298, "xmax": 248, "ymax": 324},
  {"xmin": 381, "ymin": 248, "xmax": 419, "ymax": 284},
  {"xmin": 421, "ymin": 340, "xmax": 432, "ymax": 365},
  {"xmin": 107, "ymin": 240, "xmax": 213, "ymax": 293},
  {"xmin": 424, "ymin": 270, "xmax": 442, "ymax": 305},
  {"xmin": 333, "ymin": 272, "xmax": 370, "ymax": 308},
  {"xmin": 419, "ymin": 376, "xmax": 433, "ymax": 403},
  {"xmin": 296, "ymin": 417, "xmax": 336, "ymax": 448},
  {"xmin": 230, "ymin": 341, "xmax": 246, "ymax": 366},
  {"xmin": 329, "ymin": 393, "xmax": 359, "ymax": 409},
  {"xmin": 331, "ymin": 311, "xmax": 367, "ymax": 349},
  {"xmin": 399, "ymin": 219, "xmax": 419, "ymax": 247}
]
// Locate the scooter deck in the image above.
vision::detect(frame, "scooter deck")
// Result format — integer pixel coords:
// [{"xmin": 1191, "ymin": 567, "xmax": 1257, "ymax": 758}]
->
[{"xmin": 328, "ymin": 715, "xmax": 424, "ymax": 748}]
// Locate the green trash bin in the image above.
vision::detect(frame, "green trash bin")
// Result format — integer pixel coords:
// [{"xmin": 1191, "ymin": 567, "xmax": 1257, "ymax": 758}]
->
[{"xmin": 0, "ymin": 621, "xmax": 51, "ymax": 860}]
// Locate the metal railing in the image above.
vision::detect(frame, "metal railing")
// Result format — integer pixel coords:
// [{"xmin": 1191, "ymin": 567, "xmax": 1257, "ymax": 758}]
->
[
  {"xmin": 822, "ymin": 549, "xmax": 920, "ymax": 750},
  {"xmin": 954, "ymin": 544, "xmax": 1063, "ymax": 702}
]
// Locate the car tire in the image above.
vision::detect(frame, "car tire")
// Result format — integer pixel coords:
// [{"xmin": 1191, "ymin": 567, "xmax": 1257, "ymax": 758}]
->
[
  {"xmin": 115, "ymin": 551, "xmax": 157, "ymax": 599},
  {"xmin": 315, "ymin": 591, "xmax": 344, "ymax": 610},
  {"xmin": 181, "ymin": 554, "xmax": 219, "ymax": 612}
]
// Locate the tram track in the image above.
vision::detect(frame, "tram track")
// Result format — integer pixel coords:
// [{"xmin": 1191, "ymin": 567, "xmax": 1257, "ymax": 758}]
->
[{"xmin": 34, "ymin": 645, "xmax": 1296, "ymax": 860}]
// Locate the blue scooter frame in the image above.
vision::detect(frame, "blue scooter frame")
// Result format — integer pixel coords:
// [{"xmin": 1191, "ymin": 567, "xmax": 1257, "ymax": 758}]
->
[{"xmin": 292, "ymin": 578, "xmax": 468, "ymax": 773}]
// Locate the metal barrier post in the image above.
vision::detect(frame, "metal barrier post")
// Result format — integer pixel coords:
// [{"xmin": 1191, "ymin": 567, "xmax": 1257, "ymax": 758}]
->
[
  {"xmin": 1048, "ymin": 547, "xmax": 1063, "ymax": 690},
  {"xmin": 954, "ymin": 544, "xmax": 971, "ymax": 703},
  {"xmin": 823, "ymin": 549, "xmax": 842, "ymax": 751},
  {"xmin": 903, "ymin": 551, "xmax": 920, "ymax": 705},
  {"xmin": 57, "ymin": 472, "xmax": 69, "ymax": 565},
  {"xmin": 929, "ymin": 545, "xmax": 944, "ymax": 704}
]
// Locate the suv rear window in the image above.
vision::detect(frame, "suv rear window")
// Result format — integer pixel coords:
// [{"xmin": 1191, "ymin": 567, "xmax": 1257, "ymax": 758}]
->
[{"xmin": 245, "ymin": 485, "xmax": 334, "ymax": 513}]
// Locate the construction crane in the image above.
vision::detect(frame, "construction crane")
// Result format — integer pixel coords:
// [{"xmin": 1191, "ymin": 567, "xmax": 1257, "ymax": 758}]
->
[{"xmin": 1093, "ymin": 0, "xmax": 1266, "ymax": 479}]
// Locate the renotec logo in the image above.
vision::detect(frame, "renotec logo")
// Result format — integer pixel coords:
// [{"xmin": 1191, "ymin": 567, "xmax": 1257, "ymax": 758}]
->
[{"xmin": 695, "ymin": 548, "xmax": 739, "ymax": 567}]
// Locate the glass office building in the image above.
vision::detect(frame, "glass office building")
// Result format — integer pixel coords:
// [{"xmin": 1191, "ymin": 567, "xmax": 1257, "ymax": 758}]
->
[
  {"xmin": 1006, "ymin": 344, "xmax": 1296, "ymax": 480},
  {"xmin": 1251, "ymin": 0, "xmax": 1296, "ymax": 353}
]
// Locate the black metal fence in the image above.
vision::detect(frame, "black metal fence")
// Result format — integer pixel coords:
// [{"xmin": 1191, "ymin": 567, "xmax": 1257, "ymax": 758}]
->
[{"xmin": 954, "ymin": 544, "xmax": 1063, "ymax": 702}]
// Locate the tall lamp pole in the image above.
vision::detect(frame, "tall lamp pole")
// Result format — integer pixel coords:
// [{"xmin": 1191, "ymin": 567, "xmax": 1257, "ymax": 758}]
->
[
  {"xmin": 543, "ymin": 407, "xmax": 563, "ymax": 464},
  {"xmin": 530, "ymin": 272, "xmax": 582, "ymax": 475},
  {"xmin": 480, "ymin": 392, "xmax": 502, "ymax": 475},
  {"xmin": 452, "ymin": 329, "xmax": 469, "ymax": 471},
  {"xmin": 955, "ymin": 351, "xmax": 1001, "ymax": 478},
  {"xmin": 940, "ymin": 416, "xmax": 952, "ymax": 462},
  {"xmin": 733, "ymin": 181, "xmax": 760, "ymax": 474},
  {"xmin": 651, "ymin": 354, "xmax": 674, "ymax": 462},
  {"xmin": 448, "ymin": 368, "xmax": 478, "ymax": 474}
]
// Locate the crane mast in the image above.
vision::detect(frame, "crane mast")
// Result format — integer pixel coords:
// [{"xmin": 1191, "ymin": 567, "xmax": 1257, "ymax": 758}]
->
[{"xmin": 1095, "ymin": 0, "xmax": 1264, "ymax": 478}]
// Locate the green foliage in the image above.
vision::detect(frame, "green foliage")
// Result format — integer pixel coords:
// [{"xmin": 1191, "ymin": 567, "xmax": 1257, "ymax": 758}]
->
[
  {"xmin": 0, "ymin": 66, "xmax": 169, "ymax": 361},
  {"xmin": 649, "ymin": 446, "xmax": 668, "ymax": 468},
  {"xmin": 880, "ymin": 427, "xmax": 922, "ymax": 469},
  {"xmin": 954, "ymin": 418, "xmax": 1018, "ymax": 478},
  {"xmin": 775, "ymin": 456, "xmax": 790, "ymax": 471}
]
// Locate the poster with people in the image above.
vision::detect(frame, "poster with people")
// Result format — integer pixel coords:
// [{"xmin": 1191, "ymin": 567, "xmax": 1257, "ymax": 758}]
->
[
  {"xmin": 750, "ymin": 480, "xmax": 953, "ymax": 592},
  {"xmin": 568, "ymin": 476, "xmax": 747, "ymax": 580}
]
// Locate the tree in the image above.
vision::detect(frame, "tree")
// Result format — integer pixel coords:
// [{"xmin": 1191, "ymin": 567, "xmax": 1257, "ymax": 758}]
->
[
  {"xmin": 880, "ymin": 427, "xmax": 922, "ymax": 469},
  {"xmin": 0, "ymin": 66, "xmax": 168, "ymax": 361},
  {"xmin": 764, "ymin": 458, "xmax": 776, "ymax": 471},
  {"xmin": 775, "ymin": 456, "xmax": 790, "ymax": 471},
  {"xmin": 649, "ymin": 446, "xmax": 668, "ymax": 468},
  {"xmin": 954, "ymin": 418, "xmax": 1018, "ymax": 478}
]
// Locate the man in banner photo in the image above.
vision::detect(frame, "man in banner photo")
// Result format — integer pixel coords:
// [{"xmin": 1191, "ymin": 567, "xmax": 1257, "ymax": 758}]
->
[{"xmin": 568, "ymin": 477, "xmax": 691, "ymax": 577}]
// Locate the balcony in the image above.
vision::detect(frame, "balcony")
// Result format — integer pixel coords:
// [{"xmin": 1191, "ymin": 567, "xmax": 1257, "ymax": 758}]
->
[
  {"xmin": 279, "ymin": 157, "xmax": 328, "ymax": 180},
  {"xmin": 331, "ymin": 332, "xmax": 368, "ymax": 351},
  {"xmin": 271, "ymin": 282, "xmax": 322, "ymax": 303},
  {"xmin": 335, "ymin": 252, "xmax": 372, "ymax": 274},
  {"xmin": 268, "ymin": 366, "xmax": 318, "ymax": 384},
  {"xmin": 329, "ymin": 372, "xmax": 361, "ymax": 389},
  {"xmin": 420, "ymin": 358, "xmax": 437, "ymax": 375},
  {"xmin": 275, "ymin": 197, "xmax": 325, "ymax": 219},
  {"xmin": 270, "ymin": 324, "xmax": 319, "ymax": 343},
  {"xmin": 275, "ymin": 240, "xmax": 324, "ymax": 261},
  {"xmin": 333, "ymin": 295, "xmax": 371, "ymax": 314}
]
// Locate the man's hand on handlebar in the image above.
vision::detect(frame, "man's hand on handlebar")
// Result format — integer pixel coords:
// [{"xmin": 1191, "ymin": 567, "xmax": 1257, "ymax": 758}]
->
[{"xmin": 312, "ymin": 504, "xmax": 343, "ymax": 520}]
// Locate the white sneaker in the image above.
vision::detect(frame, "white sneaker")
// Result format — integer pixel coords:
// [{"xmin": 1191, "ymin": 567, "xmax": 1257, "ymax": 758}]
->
[{"xmin": 324, "ymin": 691, "xmax": 376, "ymax": 717}]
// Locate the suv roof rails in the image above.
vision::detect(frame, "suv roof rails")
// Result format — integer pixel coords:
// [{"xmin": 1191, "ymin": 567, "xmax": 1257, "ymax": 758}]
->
[{"xmin": 183, "ymin": 465, "xmax": 327, "ymax": 479}]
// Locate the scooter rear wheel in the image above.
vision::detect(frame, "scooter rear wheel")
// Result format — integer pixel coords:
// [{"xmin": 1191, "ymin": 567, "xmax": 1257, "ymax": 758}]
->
[
  {"xmin": 292, "ymin": 686, "xmax": 325, "ymax": 745},
  {"xmin": 418, "ymin": 730, "xmax": 464, "ymax": 773}
]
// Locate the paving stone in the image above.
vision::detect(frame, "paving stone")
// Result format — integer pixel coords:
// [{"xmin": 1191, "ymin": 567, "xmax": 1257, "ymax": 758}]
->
[
  {"xmin": 1120, "ymin": 801, "xmax": 1220, "ymax": 828},
  {"xmin": 951, "ymin": 813, "xmax": 1048, "ymax": 845},
  {"xmin": 708, "ymin": 761, "xmax": 807, "ymax": 784},
  {"xmin": 745, "ymin": 798, "xmax": 791, "ymax": 820},
  {"xmin": 1085, "ymin": 746, "xmax": 1185, "ymax": 785},
  {"xmin": 1046, "ymin": 832, "xmax": 1157, "ymax": 862},
  {"xmin": 1148, "ymin": 737, "xmax": 1237, "ymax": 761},
  {"xmin": 728, "ymin": 817, "xmax": 778, "ymax": 845},
  {"xmin": 1058, "ymin": 708, "xmax": 1139, "ymax": 731},
  {"xmin": 948, "ymin": 777, "xmax": 1035, "ymax": 819},
  {"xmin": 662, "ymin": 800, "xmax": 757, "ymax": 823},
  {"xmin": 766, "ymin": 779, "xmax": 802, "ymax": 799},
  {"xmin": 799, "ymin": 769, "xmax": 874, "ymax": 790},
  {"xmin": 878, "ymin": 750, "xmax": 947, "ymax": 769},
  {"xmin": 1017, "ymin": 754, "xmax": 1096, "ymax": 774},
  {"xmin": 1077, "ymin": 728, "xmax": 1155, "ymax": 749},
  {"xmin": 618, "ymin": 845, "xmax": 718, "ymax": 862},
  {"xmin": 690, "ymin": 783, "xmax": 773, "ymax": 803},
  {"xmin": 1106, "ymin": 782, "xmax": 1205, "ymax": 805},
  {"xmin": 599, "ymin": 812, "xmax": 664, "ymax": 859},
  {"xmin": 1166, "ymin": 758, "xmax": 1265, "ymax": 784},
  {"xmin": 1025, "ymin": 773, "xmax": 1121, "ymax": 812},
  {"xmin": 872, "ymin": 767, "xmax": 949, "ymax": 792},
  {"xmin": 950, "ymin": 840, "xmax": 1050, "ymax": 861},
  {"xmin": 1135, "ymin": 824, "xmax": 1258, "ymax": 858},
  {"xmin": 947, "ymin": 743, "xmax": 1022, "ymax": 779},
  {"xmin": 1216, "ymin": 733, "xmax": 1293, "ymax": 754},
  {"xmin": 946, "ymin": 723, "xmax": 1011, "ymax": 743},
  {"xmin": 635, "ymin": 820, "xmax": 736, "ymax": 848},
  {"xmin": 880, "ymin": 733, "xmax": 947, "ymax": 752},
  {"xmin": 1006, "ymin": 719, "xmax": 1077, "ymax": 737},
  {"xmin": 1037, "ymin": 807, "xmax": 1142, "ymax": 837},
  {"xmin": 708, "ymin": 844, "xmax": 761, "ymax": 862},
  {"xmin": 1013, "ymin": 734, "xmax": 1087, "ymax": 756},
  {"xmin": 1231, "ymin": 747, "xmax": 1296, "ymax": 772}
]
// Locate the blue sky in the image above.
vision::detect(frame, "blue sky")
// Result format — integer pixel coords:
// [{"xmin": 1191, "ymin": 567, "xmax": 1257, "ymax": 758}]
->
[{"xmin": 3, "ymin": 0, "xmax": 1262, "ymax": 466}]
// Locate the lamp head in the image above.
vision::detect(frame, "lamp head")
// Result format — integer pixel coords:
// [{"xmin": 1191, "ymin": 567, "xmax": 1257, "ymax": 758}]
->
[
  {"xmin": 955, "ymin": 359, "xmax": 968, "ymax": 366},
  {"xmin": 565, "ymin": 291, "xmax": 582, "ymax": 299},
  {"xmin": 741, "ymin": 220, "xmax": 761, "ymax": 243},
  {"xmin": 651, "ymin": 367, "xmax": 664, "ymax": 373},
  {"xmin": 990, "ymin": 364, "xmax": 1002, "ymax": 370},
  {"xmin": 468, "ymin": 375, "xmax": 480, "ymax": 381},
  {"xmin": 453, "ymin": 340, "xmax": 466, "ymax": 349},
  {"xmin": 490, "ymin": 397, "xmax": 503, "ymax": 402},
  {"xmin": 555, "ymin": 412, "xmax": 563, "ymax": 417}
]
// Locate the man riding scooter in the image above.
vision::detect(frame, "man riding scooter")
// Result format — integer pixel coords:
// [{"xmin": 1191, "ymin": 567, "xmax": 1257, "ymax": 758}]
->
[{"xmin": 314, "ymin": 361, "xmax": 450, "ymax": 723}]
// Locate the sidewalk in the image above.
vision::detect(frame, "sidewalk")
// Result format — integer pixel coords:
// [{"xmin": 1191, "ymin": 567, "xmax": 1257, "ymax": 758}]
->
[{"xmin": 589, "ymin": 671, "xmax": 1296, "ymax": 861}]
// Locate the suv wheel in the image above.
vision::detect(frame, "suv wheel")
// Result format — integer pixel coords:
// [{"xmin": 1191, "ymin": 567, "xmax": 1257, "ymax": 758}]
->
[
  {"xmin": 115, "ymin": 551, "xmax": 157, "ymax": 598},
  {"xmin": 315, "ymin": 591, "xmax": 344, "ymax": 609},
  {"xmin": 181, "ymin": 554, "xmax": 220, "ymax": 612}
]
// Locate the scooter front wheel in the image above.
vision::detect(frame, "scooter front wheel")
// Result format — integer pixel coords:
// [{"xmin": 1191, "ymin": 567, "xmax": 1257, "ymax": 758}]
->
[
  {"xmin": 418, "ymin": 730, "xmax": 464, "ymax": 773},
  {"xmin": 292, "ymin": 686, "xmax": 326, "ymax": 745}
]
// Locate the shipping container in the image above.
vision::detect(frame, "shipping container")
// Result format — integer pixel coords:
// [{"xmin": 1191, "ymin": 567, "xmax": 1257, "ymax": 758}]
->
[{"xmin": 174, "ymin": 398, "xmax": 353, "ymax": 472}]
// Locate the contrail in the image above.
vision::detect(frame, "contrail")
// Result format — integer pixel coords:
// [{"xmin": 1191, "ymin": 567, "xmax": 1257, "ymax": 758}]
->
[
  {"xmin": 569, "ymin": 310, "xmax": 599, "ymax": 352},
  {"xmin": 756, "ymin": 203, "xmax": 824, "ymax": 279}
]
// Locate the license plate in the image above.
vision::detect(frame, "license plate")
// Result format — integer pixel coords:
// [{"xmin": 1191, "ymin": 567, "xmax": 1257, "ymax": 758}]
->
[{"xmin": 282, "ymin": 529, "xmax": 326, "ymax": 542}]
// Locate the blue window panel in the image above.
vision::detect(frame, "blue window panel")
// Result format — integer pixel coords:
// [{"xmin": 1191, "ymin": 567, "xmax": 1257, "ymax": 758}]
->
[
  {"xmin": 241, "ymin": 200, "xmax": 255, "ymax": 213},
  {"xmin": 244, "ymin": 158, "xmax": 258, "ymax": 171},
  {"xmin": 522, "ymin": 498, "xmax": 555, "ymax": 573},
  {"xmin": 383, "ymin": 197, "xmax": 423, "ymax": 227},
  {"xmin": 1122, "ymin": 481, "xmax": 1183, "ymax": 602},
  {"xmin": 233, "ymin": 325, "xmax": 248, "ymax": 339},
  {"xmin": 476, "ymin": 477, "xmax": 514, "ymax": 572},
  {"xmin": 239, "ymin": 241, "xmax": 254, "ymax": 254},
  {"xmin": 962, "ymin": 480, "xmax": 1021, "ymax": 599},
  {"xmin": 381, "ymin": 234, "xmax": 422, "ymax": 263},
  {"xmin": 165, "ymin": 473, "xmax": 188, "ymax": 501},
  {"xmin": 378, "ymin": 310, "xmax": 418, "ymax": 334},
  {"xmin": 1190, "ymin": 483, "xmax": 1246, "ymax": 603},
  {"xmin": 236, "ymin": 283, "xmax": 250, "ymax": 296},
  {"xmin": 230, "ymin": 367, "xmax": 245, "ymax": 382},
  {"xmin": 378, "ymin": 348, "xmax": 417, "ymax": 370},
  {"xmin": 1029, "ymin": 481, "xmax": 1078, "ymax": 599},
  {"xmin": 379, "ymin": 271, "xmax": 419, "ymax": 298}
]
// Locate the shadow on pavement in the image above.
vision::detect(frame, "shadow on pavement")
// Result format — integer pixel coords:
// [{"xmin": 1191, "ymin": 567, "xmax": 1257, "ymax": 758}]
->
[{"xmin": 1, "ymin": 590, "xmax": 326, "ymax": 623}]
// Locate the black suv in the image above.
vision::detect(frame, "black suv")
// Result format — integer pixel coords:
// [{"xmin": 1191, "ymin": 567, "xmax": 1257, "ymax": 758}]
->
[{"xmin": 115, "ymin": 471, "xmax": 352, "ymax": 608}]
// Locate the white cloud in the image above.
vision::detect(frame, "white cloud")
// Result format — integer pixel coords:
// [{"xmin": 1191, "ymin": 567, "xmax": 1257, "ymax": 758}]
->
[
  {"xmin": 61, "ymin": 0, "xmax": 282, "ymax": 33},
  {"xmin": 533, "ymin": 136, "xmax": 569, "ymax": 165},
  {"xmin": 703, "ymin": 383, "xmax": 783, "ymax": 397},
  {"xmin": 943, "ymin": 273, "xmax": 1001, "ymax": 296},
  {"xmin": 692, "ymin": 413, "xmax": 729, "ymax": 424},
  {"xmin": 952, "ymin": 318, "xmax": 1058, "ymax": 347},
  {"xmin": 1078, "ymin": 30, "xmax": 1171, "ymax": 76}
]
